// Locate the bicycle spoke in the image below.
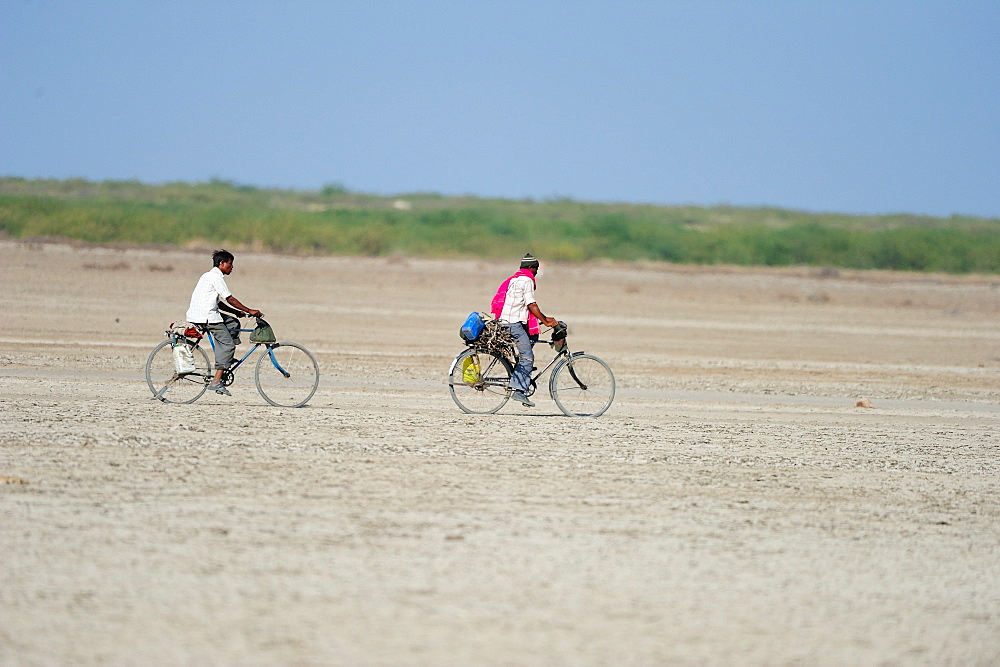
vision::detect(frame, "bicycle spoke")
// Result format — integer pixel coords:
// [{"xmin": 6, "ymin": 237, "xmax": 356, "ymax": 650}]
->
[
  {"xmin": 549, "ymin": 354, "xmax": 615, "ymax": 417},
  {"xmin": 254, "ymin": 343, "xmax": 320, "ymax": 407},
  {"xmin": 145, "ymin": 339, "xmax": 212, "ymax": 404},
  {"xmin": 448, "ymin": 349, "xmax": 512, "ymax": 414}
]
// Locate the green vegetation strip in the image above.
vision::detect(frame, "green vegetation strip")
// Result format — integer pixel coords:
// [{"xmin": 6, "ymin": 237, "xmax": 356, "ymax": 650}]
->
[{"xmin": 2, "ymin": 177, "xmax": 998, "ymax": 273}]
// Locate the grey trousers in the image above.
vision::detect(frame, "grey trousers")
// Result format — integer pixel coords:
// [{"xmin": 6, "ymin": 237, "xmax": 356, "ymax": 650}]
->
[{"xmin": 202, "ymin": 321, "xmax": 236, "ymax": 370}]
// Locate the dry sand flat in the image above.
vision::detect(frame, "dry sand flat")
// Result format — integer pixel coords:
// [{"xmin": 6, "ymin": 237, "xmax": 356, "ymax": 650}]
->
[{"xmin": 1, "ymin": 240, "xmax": 998, "ymax": 664}]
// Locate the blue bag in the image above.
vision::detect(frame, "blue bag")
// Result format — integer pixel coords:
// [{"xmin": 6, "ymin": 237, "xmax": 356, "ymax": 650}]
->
[{"xmin": 460, "ymin": 312, "xmax": 485, "ymax": 342}]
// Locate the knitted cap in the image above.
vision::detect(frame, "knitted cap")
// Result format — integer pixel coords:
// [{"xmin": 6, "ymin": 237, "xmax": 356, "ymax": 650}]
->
[{"xmin": 520, "ymin": 252, "xmax": 539, "ymax": 269}]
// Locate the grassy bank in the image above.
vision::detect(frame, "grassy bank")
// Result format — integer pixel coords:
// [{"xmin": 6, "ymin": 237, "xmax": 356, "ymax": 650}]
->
[{"xmin": 2, "ymin": 177, "xmax": 998, "ymax": 273}]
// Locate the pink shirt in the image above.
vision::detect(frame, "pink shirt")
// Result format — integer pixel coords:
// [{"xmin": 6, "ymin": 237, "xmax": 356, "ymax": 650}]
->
[{"xmin": 492, "ymin": 269, "xmax": 539, "ymax": 333}]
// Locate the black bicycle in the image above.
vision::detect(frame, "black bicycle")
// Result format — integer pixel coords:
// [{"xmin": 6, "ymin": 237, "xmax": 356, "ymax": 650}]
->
[{"xmin": 448, "ymin": 321, "xmax": 615, "ymax": 417}]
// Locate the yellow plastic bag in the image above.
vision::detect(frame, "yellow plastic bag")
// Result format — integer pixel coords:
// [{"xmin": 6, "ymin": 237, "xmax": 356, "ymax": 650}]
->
[{"xmin": 462, "ymin": 356, "xmax": 480, "ymax": 383}]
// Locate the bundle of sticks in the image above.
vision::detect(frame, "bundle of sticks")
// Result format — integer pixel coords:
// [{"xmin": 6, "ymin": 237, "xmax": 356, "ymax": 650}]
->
[{"xmin": 472, "ymin": 318, "xmax": 517, "ymax": 360}]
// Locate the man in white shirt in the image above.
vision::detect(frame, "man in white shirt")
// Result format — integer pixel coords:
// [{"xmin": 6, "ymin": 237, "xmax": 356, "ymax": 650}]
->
[
  {"xmin": 186, "ymin": 249, "xmax": 262, "ymax": 395},
  {"xmin": 495, "ymin": 253, "xmax": 558, "ymax": 407}
]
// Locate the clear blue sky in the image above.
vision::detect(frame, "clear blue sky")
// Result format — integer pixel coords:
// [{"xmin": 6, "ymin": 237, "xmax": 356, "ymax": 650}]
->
[{"xmin": 2, "ymin": 1, "xmax": 998, "ymax": 218}]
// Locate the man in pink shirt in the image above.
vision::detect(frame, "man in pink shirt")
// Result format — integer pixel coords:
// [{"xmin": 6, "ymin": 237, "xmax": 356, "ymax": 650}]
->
[{"xmin": 492, "ymin": 253, "xmax": 558, "ymax": 407}]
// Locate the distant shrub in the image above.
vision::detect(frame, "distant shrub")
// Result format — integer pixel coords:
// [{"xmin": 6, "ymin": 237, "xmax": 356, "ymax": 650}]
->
[
  {"xmin": 321, "ymin": 182, "xmax": 349, "ymax": 196},
  {"xmin": 1, "ymin": 177, "xmax": 998, "ymax": 274}
]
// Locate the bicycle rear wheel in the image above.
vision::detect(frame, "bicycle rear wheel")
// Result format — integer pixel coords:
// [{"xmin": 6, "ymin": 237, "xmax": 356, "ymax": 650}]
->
[
  {"xmin": 448, "ymin": 348, "xmax": 512, "ymax": 414},
  {"xmin": 254, "ymin": 342, "xmax": 320, "ymax": 407},
  {"xmin": 549, "ymin": 353, "xmax": 615, "ymax": 417},
  {"xmin": 145, "ymin": 339, "xmax": 212, "ymax": 404}
]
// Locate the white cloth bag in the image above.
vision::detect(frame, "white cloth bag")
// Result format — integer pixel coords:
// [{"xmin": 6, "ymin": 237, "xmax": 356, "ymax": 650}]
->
[{"xmin": 172, "ymin": 342, "xmax": 197, "ymax": 374}]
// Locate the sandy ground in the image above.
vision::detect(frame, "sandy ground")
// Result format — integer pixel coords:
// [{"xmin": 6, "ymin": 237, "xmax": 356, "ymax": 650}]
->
[{"xmin": 1, "ymin": 239, "xmax": 999, "ymax": 664}]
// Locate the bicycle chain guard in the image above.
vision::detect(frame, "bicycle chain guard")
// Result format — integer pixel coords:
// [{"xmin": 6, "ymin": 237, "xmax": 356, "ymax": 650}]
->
[{"xmin": 219, "ymin": 369, "xmax": 236, "ymax": 387}]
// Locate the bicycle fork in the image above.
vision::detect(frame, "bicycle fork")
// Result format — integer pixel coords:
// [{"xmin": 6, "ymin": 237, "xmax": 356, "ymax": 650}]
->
[
  {"xmin": 268, "ymin": 347, "xmax": 291, "ymax": 378},
  {"xmin": 565, "ymin": 358, "xmax": 589, "ymax": 390}
]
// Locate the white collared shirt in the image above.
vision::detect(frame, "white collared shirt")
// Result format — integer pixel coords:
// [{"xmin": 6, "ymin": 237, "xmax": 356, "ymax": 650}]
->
[
  {"xmin": 186, "ymin": 267, "xmax": 232, "ymax": 324},
  {"xmin": 498, "ymin": 275, "xmax": 536, "ymax": 324}
]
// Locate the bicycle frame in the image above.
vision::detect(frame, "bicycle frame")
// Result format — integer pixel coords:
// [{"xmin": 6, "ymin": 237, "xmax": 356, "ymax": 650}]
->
[
  {"xmin": 527, "ymin": 341, "xmax": 567, "ymax": 385},
  {"xmin": 450, "ymin": 332, "xmax": 582, "ymax": 391},
  {"xmin": 523, "ymin": 339, "xmax": 589, "ymax": 394},
  {"xmin": 202, "ymin": 327, "xmax": 290, "ymax": 380}
]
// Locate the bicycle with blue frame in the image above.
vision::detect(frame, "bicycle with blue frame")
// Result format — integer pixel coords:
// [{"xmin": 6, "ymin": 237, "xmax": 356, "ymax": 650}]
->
[
  {"xmin": 145, "ymin": 316, "xmax": 320, "ymax": 407},
  {"xmin": 448, "ymin": 316, "xmax": 615, "ymax": 417}
]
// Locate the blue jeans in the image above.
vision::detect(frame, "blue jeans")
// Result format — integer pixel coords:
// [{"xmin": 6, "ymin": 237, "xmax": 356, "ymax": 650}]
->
[{"xmin": 507, "ymin": 322, "xmax": 533, "ymax": 393}]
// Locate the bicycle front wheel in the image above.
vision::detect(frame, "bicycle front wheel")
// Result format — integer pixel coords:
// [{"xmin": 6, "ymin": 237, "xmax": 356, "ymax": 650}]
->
[
  {"xmin": 448, "ymin": 348, "xmax": 512, "ymax": 414},
  {"xmin": 254, "ymin": 342, "xmax": 320, "ymax": 407},
  {"xmin": 145, "ymin": 339, "xmax": 212, "ymax": 404},
  {"xmin": 549, "ymin": 353, "xmax": 615, "ymax": 417}
]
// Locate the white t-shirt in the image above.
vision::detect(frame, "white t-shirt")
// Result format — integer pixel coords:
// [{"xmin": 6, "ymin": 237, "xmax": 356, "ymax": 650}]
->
[
  {"xmin": 498, "ymin": 275, "xmax": 536, "ymax": 324},
  {"xmin": 186, "ymin": 267, "xmax": 232, "ymax": 324}
]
